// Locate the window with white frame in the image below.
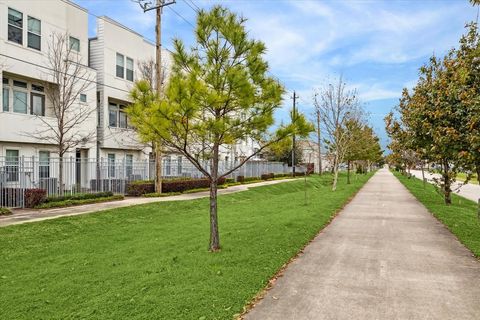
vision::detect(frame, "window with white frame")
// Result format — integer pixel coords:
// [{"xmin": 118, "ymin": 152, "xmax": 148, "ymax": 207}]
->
[
  {"xmin": 3, "ymin": 78, "xmax": 9, "ymax": 112},
  {"xmin": 5, "ymin": 149, "xmax": 19, "ymax": 182},
  {"xmin": 70, "ymin": 36, "xmax": 80, "ymax": 52},
  {"xmin": 108, "ymin": 102, "xmax": 128, "ymax": 128},
  {"xmin": 126, "ymin": 154, "xmax": 133, "ymax": 177},
  {"xmin": 177, "ymin": 156, "xmax": 182, "ymax": 175},
  {"xmin": 8, "ymin": 8, "xmax": 23, "ymax": 45},
  {"xmin": 27, "ymin": 16, "xmax": 41, "ymax": 50},
  {"xmin": 126, "ymin": 57, "xmax": 134, "ymax": 81},
  {"xmin": 39, "ymin": 151, "xmax": 50, "ymax": 178},
  {"xmin": 3, "ymin": 78, "xmax": 46, "ymax": 115},
  {"xmin": 13, "ymin": 80, "xmax": 28, "ymax": 114},
  {"xmin": 80, "ymin": 93, "xmax": 87, "ymax": 103},
  {"xmin": 165, "ymin": 156, "xmax": 171, "ymax": 176},
  {"xmin": 116, "ymin": 53, "xmax": 124, "ymax": 78},
  {"xmin": 108, "ymin": 154, "xmax": 115, "ymax": 178}
]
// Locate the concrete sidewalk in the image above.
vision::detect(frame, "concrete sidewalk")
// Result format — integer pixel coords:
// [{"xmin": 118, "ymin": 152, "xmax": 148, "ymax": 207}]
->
[
  {"xmin": 244, "ymin": 169, "xmax": 480, "ymax": 320},
  {"xmin": 0, "ymin": 179, "xmax": 296, "ymax": 227},
  {"xmin": 410, "ymin": 170, "xmax": 479, "ymax": 202}
]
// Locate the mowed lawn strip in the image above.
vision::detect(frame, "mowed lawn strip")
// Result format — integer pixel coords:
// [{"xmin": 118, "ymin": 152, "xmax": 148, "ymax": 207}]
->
[
  {"xmin": 0, "ymin": 173, "xmax": 372, "ymax": 320},
  {"xmin": 394, "ymin": 171, "xmax": 480, "ymax": 258}
]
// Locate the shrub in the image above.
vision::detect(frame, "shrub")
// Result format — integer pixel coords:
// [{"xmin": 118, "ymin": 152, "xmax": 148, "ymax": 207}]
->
[
  {"xmin": 24, "ymin": 189, "xmax": 47, "ymax": 208},
  {"xmin": 236, "ymin": 175, "xmax": 244, "ymax": 183},
  {"xmin": 35, "ymin": 195, "xmax": 124, "ymax": 209},
  {"xmin": 126, "ymin": 181, "xmax": 155, "ymax": 196},
  {"xmin": 143, "ymin": 192, "xmax": 181, "ymax": 198},
  {"xmin": 243, "ymin": 177, "xmax": 261, "ymax": 182},
  {"xmin": 162, "ymin": 177, "xmax": 225, "ymax": 193},
  {"xmin": 261, "ymin": 173, "xmax": 274, "ymax": 180},
  {"xmin": 44, "ymin": 192, "xmax": 114, "ymax": 204},
  {"xmin": 0, "ymin": 207, "xmax": 12, "ymax": 215},
  {"xmin": 225, "ymin": 178, "xmax": 235, "ymax": 184}
]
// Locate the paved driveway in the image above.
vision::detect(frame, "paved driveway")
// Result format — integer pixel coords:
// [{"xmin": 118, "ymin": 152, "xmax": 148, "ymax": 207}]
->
[{"xmin": 244, "ymin": 169, "xmax": 480, "ymax": 320}]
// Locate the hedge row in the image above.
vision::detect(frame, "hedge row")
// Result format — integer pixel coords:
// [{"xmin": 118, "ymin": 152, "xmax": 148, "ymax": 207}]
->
[
  {"xmin": 0, "ymin": 207, "xmax": 12, "ymax": 215},
  {"xmin": 127, "ymin": 178, "xmax": 226, "ymax": 196},
  {"xmin": 35, "ymin": 195, "xmax": 124, "ymax": 209},
  {"xmin": 22, "ymin": 190, "xmax": 116, "ymax": 208}
]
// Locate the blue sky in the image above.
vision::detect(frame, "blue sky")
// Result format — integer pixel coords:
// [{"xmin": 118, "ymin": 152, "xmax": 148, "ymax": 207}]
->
[{"xmin": 74, "ymin": 0, "xmax": 477, "ymax": 149}]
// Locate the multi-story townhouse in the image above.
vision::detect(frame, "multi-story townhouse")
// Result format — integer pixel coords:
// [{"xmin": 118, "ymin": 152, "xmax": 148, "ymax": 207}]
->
[
  {"xmin": 0, "ymin": 0, "xmax": 97, "ymax": 194},
  {"xmin": 89, "ymin": 16, "xmax": 171, "ymax": 169}
]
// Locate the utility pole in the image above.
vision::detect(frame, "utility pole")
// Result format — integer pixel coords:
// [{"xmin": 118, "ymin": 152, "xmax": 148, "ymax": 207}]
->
[
  {"xmin": 314, "ymin": 93, "xmax": 322, "ymax": 175},
  {"xmin": 136, "ymin": 0, "xmax": 175, "ymax": 193},
  {"xmin": 292, "ymin": 91, "xmax": 299, "ymax": 176}
]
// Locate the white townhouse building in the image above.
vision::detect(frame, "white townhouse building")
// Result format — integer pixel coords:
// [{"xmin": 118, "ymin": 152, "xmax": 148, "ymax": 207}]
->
[
  {"xmin": 89, "ymin": 16, "xmax": 172, "ymax": 167},
  {"xmin": 0, "ymin": 0, "xmax": 97, "ymax": 193}
]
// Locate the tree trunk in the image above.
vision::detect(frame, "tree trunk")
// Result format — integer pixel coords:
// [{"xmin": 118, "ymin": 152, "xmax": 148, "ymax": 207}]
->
[
  {"xmin": 332, "ymin": 154, "xmax": 339, "ymax": 191},
  {"xmin": 59, "ymin": 154, "xmax": 64, "ymax": 194},
  {"xmin": 316, "ymin": 111, "xmax": 322, "ymax": 175},
  {"xmin": 155, "ymin": 142, "xmax": 162, "ymax": 193},
  {"xmin": 442, "ymin": 159, "xmax": 452, "ymax": 205},
  {"xmin": 421, "ymin": 161, "xmax": 426, "ymax": 189},
  {"xmin": 476, "ymin": 163, "xmax": 480, "ymax": 185},
  {"xmin": 209, "ymin": 145, "xmax": 220, "ymax": 252},
  {"xmin": 347, "ymin": 160, "xmax": 351, "ymax": 184}
]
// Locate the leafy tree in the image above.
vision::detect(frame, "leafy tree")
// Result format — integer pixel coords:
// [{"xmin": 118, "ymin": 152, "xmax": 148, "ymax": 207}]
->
[
  {"xmin": 264, "ymin": 137, "xmax": 303, "ymax": 166},
  {"xmin": 127, "ymin": 6, "xmax": 310, "ymax": 251}
]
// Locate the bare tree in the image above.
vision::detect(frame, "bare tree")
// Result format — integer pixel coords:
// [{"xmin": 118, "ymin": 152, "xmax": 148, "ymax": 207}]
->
[
  {"xmin": 314, "ymin": 76, "xmax": 361, "ymax": 191},
  {"xmin": 32, "ymin": 32, "xmax": 95, "ymax": 193},
  {"xmin": 312, "ymin": 93, "xmax": 322, "ymax": 175}
]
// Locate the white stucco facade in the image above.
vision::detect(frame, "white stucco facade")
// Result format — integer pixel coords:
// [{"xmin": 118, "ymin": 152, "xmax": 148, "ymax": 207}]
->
[{"xmin": 0, "ymin": 0, "xmax": 97, "ymax": 160}]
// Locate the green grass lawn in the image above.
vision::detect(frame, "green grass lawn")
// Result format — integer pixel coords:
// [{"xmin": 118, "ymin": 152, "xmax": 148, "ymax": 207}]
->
[
  {"xmin": 0, "ymin": 173, "xmax": 372, "ymax": 320},
  {"xmin": 456, "ymin": 172, "xmax": 479, "ymax": 185},
  {"xmin": 394, "ymin": 171, "xmax": 480, "ymax": 258}
]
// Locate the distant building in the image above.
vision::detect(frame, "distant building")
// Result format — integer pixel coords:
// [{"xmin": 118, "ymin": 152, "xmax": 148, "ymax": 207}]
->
[{"xmin": 297, "ymin": 140, "xmax": 331, "ymax": 173}]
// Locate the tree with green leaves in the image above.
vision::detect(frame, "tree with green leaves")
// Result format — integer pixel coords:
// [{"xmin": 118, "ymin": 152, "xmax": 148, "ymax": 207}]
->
[{"xmin": 127, "ymin": 6, "xmax": 311, "ymax": 251}]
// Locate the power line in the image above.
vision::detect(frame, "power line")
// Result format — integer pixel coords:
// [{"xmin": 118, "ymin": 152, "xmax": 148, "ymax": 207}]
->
[
  {"xmin": 0, "ymin": 53, "xmax": 132, "ymax": 95},
  {"xmin": 167, "ymin": 6, "xmax": 196, "ymax": 28},
  {"xmin": 182, "ymin": 0, "xmax": 199, "ymax": 13}
]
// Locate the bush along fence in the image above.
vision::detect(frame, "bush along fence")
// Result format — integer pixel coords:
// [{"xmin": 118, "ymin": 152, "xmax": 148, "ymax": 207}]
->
[{"xmin": 0, "ymin": 155, "xmax": 306, "ymax": 208}]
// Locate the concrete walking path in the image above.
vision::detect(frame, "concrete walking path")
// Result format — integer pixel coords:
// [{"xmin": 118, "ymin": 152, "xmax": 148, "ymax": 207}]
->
[
  {"xmin": 410, "ymin": 170, "xmax": 480, "ymax": 202},
  {"xmin": 0, "ymin": 179, "xmax": 296, "ymax": 227},
  {"xmin": 244, "ymin": 169, "xmax": 480, "ymax": 320}
]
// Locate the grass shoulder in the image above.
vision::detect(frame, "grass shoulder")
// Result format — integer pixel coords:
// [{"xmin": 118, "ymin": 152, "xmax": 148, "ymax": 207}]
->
[{"xmin": 393, "ymin": 171, "xmax": 480, "ymax": 258}]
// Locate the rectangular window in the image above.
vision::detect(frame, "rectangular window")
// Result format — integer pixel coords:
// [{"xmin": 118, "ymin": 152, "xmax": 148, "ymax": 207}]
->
[
  {"xmin": 27, "ymin": 16, "xmax": 41, "ymax": 50},
  {"xmin": 116, "ymin": 53, "xmax": 124, "ymax": 78},
  {"xmin": 119, "ymin": 109, "xmax": 127, "ymax": 128},
  {"xmin": 39, "ymin": 151, "xmax": 50, "ymax": 178},
  {"xmin": 13, "ymin": 80, "xmax": 27, "ymax": 88},
  {"xmin": 31, "ymin": 84, "xmax": 44, "ymax": 92},
  {"xmin": 13, "ymin": 90, "xmax": 27, "ymax": 114},
  {"xmin": 31, "ymin": 93, "xmax": 45, "ymax": 116},
  {"xmin": 126, "ymin": 57, "xmax": 134, "ymax": 81},
  {"xmin": 108, "ymin": 103, "xmax": 118, "ymax": 127},
  {"xmin": 126, "ymin": 154, "xmax": 133, "ymax": 177},
  {"xmin": 177, "ymin": 156, "xmax": 182, "ymax": 175},
  {"xmin": 165, "ymin": 156, "xmax": 171, "ymax": 176},
  {"xmin": 3, "ymin": 85, "xmax": 9, "ymax": 112},
  {"xmin": 70, "ymin": 36, "xmax": 80, "ymax": 52},
  {"xmin": 80, "ymin": 93, "xmax": 87, "ymax": 102},
  {"xmin": 8, "ymin": 8, "xmax": 23, "ymax": 45},
  {"xmin": 108, "ymin": 154, "xmax": 115, "ymax": 178},
  {"xmin": 5, "ymin": 149, "xmax": 19, "ymax": 182}
]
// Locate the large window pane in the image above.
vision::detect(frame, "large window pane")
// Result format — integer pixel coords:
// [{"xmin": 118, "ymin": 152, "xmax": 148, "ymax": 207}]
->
[
  {"xmin": 119, "ymin": 110, "xmax": 127, "ymax": 128},
  {"xmin": 109, "ymin": 104, "xmax": 118, "ymax": 127},
  {"xmin": 39, "ymin": 151, "xmax": 50, "ymax": 178},
  {"xmin": 27, "ymin": 17, "xmax": 41, "ymax": 50},
  {"xmin": 13, "ymin": 90, "xmax": 27, "ymax": 114},
  {"xmin": 5, "ymin": 149, "xmax": 19, "ymax": 182},
  {"xmin": 116, "ymin": 53, "xmax": 124, "ymax": 78},
  {"xmin": 126, "ymin": 57, "xmax": 134, "ymax": 81},
  {"xmin": 126, "ymin": 154, "xmax": 133, "ymax": 177},
  {"xmin": 8, "ymin": 8, "xmax": 23, "ymax": 45},
  {"xmin": 70, "ymin": 36, "xmax": 80, "ymax": 52},
  {"xmin": 31, "ymin": 93, "xmax": 45, "ymax": 116},
  {"xmin": 3, "ymin": 87, "xmax": 9, "ymax": 112},
  {"xmin": 108, "ymin": 154, "xmax": 115, "ymax": 178}
]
